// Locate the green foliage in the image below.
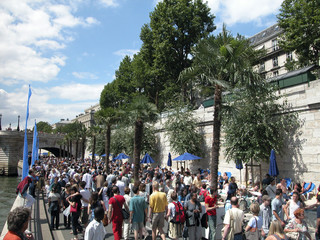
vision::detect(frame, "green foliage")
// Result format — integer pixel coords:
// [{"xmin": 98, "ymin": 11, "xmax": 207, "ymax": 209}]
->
[
  {"xmin": 36, "ymin": 121, "xmax": 52, "ymax": 133},
  {"xmin": 277, "ymin": 0, "xmax": 320, "ymax": 66},
  {"xmin": 110, "ymin": 125, "xmax": 159, "ymax": 159},
  {"xmin": 223, "ymin": 78, "xmax": 301, "ymax": 164},
  {"xmin": 165, "ymin": 104, "xmax": 203, "ymax": 156}
]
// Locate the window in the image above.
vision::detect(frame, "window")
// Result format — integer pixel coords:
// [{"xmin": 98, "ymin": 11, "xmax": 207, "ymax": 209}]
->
[
  {"xmin": 259, "ymin": 62, "xmax": 265, "ymax": 72},
  {"xmin": 272, "ymin": 39, "xmax": 279, "ymax": 51},
  {"xmin": 286, "ymin": 52, "xmax": 293, "ymax": 61},
  {"xmin": 273, "ymin": 71, "xmax": 279, "ymax": 77},
  {"xmin": 272, "ymin": 57, "xmax": 278, "ymax": 67}
]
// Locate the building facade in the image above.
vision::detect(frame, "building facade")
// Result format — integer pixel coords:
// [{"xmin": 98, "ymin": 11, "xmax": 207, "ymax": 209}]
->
[
  {"xmin": 72, "ymin": 103, "xmax": 100, "ymax": 129},
  {"xmin": 249, "ymin": 24, "xmax": 298, "ymax": 79}
]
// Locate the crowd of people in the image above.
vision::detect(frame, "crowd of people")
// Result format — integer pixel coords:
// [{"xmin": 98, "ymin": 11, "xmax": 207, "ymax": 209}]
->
[{"xmin": 4, "ymin": 156, "xmax": 320, "ymax": 240}]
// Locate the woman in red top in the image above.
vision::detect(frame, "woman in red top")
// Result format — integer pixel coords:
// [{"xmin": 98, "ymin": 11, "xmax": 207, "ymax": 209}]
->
[
  {"xmin": 108, "ymin": 186, "xmax": 129, "ymax": 240},
  {"xmin": 4, "ymin": 207, "xmax": 33, "ymax": 240},
  {"xmin": 205, "ymin": 187, "xmax": 218, "ymax": 240}
]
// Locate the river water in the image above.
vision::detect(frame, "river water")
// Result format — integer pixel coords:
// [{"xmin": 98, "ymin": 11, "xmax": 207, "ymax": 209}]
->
[{"xmin": 0, "ymin": 176, "xmax": 20, "ymax": 229}]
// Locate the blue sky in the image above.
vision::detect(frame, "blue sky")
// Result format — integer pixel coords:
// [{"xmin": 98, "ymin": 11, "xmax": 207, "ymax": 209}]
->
[{"xmin": 0, "ymin": 0, "xmax": 283, "ymax": 129}]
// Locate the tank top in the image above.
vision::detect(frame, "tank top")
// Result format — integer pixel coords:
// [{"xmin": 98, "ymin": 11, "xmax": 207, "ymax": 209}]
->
[{"xmin": 289, "ymin": 199, "xmax": 301, "ymax": 219}]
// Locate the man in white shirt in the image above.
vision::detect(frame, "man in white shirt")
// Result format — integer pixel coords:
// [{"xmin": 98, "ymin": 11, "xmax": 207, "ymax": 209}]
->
[
  {"xmin": 84, "ymin": 206, "xmax": 106, "ymax": 240},
  {"xmin": 82, "ymin": 169, "xmax": 93, "ymax": 191},
  {"xmin": 80, "ymin": 181, "xmax": 91, "ymax": 227},
  {"xmin": 265, "ymin": 178, "xmax": 276, "ymax": 199},
  {"xmin": 222, "ymin": 196, "xmax": 244, "ymax": 240},
  {"xmin": 116, "ymin": 176, "xmax": 125, "ymax": 196}
]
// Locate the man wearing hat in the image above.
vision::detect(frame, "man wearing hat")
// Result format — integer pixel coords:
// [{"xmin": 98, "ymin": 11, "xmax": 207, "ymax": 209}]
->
[{"xmin": 260, "ymin": 195, "xmax": 272, "ymax": 239}]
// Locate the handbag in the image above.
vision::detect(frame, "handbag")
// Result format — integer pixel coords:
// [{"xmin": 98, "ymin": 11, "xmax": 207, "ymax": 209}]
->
[
  {"xmin": 63, "ymin": 205, "xmax": 71, "ymax": 217},
  {"xmin": 221, "ymin": 209, "xmax": 234, "ymax": 240},
  {"xmin": 113, "ymin": 197, "xmax": 130, "ymax": 219},
  {"xmin": 102, "ymin": 214, "xmax": 108, "ymax": 226},
  {"xmin": 245, "ymin": 217, "xmax": 260, "ymax": 240},
  {"xmin": 70, "ymin": 202, "xmax": 78, "ymax": 213}
]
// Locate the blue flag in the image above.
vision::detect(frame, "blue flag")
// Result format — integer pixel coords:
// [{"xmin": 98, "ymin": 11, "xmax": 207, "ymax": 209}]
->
[
  {"xmin": 22, "ymin": 85, "xmax": 32, "ymax": 180},
  {"xmin": 31, "ymin": 120, "xmax": 38, "ymax": 166}
]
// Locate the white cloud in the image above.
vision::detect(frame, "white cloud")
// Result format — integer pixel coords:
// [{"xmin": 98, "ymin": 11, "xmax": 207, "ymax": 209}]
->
[
  {"xmin": 72, "ymin": 72, "xmax": 98, "ymax": 80},
  {"xmin": 114, "ymin": 49, "xmax": 139, "ymax": 58},
  {"xmin": 0, "ymin": 0, "xmax": 98, "ymax": 84},
  {"xmin": 99, "ymin": 0, "xmax": 119, "ymax": 7},
  {"xmin": 206, "ymin": 0, "xmax": 282, "ymax": 26},
  {"xmin": 0, "ymin": 83, "xmax": 104, "ymax": 129}
]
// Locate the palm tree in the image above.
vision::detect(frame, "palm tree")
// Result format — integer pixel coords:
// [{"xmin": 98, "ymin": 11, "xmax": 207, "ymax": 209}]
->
[
  {"xmin": 188, "ymin": 26, "xmax": 258, "ymax": 187},
  {"xmin": 95, "ymin": 108, "xmax": 118, "ymax": 174},
  {"xmin": 126, "ymin": 96, "xmax": 158, "ymax": 182},
  {"xmin": 88, "ymin": 125, "xmax": 101, "ymax": 166}
]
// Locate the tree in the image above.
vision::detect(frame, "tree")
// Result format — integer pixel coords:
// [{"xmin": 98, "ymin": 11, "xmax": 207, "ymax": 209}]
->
[
  {"xmin": 277, "ymin": 0, "xmax": 320, "ymax": 66},
  {"xmin": 95, "ymin": 108, "xmax": 118, "ymax": 173},
  {"xmin": 36, "ymin": 121, "xmax": 52, "ymax": 133},
  {"xmin": 138, "ymin": 0, "xmax": 215, "ymax": 109},
  {"xmin": 223, "ymin": 74, "xmax": 300, "ymax": 180},
  {"xmin": 187, "ymin": 26, "xmax": 259, "ymax": 188},
  {"xmin": 165, "ymin": 103, "xmax": 203, "ymax": 156},
  {"xmin": 125, "ymin": 96, "xmax": 158, "ymax": 181}
]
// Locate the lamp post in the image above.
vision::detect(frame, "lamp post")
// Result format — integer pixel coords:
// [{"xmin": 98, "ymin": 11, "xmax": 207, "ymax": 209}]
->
[
  {"xmin": 17, "ymin": 115, "xmax": 20, "ymax": 131},
  {"xmin": 0, "ymin": 114, "xmax": 2, "ymax": 130}
]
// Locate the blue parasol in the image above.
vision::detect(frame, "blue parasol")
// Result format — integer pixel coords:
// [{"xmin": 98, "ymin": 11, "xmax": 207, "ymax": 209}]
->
[
  {"xmin": 173, "ymin": 152, "xmax": 201, "ymax": 161},
  {"xmin": 140, "ymin": 153, "xmax": 155, "ymax": 164},
  {"xmin": 167, "ymin": 152, "xmax": 172, "ymax": 167},
  {"xmin": 114, "ymin": 153, "xmax": 129, "ymax": 160},
  {"xmin": 236, "ymin": 159, "xmax": 243, "ymax": 184},
  {"xmin": 268, "ymin": 149, "xmax": 279, "ymax": 177}
]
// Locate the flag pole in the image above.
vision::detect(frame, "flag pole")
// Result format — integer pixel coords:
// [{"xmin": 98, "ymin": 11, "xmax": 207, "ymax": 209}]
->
[{"xmin": 22, "ymin": 85, "xmax": 32, "ymax": 180}]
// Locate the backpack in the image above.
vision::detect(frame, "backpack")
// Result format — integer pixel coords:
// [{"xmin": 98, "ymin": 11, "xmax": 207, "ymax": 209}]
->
[
  {"xmin": 170, "ymin": 201, "xmax": 186, "ymax": 224},
  {"xmin": 199, "ymin": 189, "xmax": 208, "ymax": 202},
  {"xmin": 201, "ymin": 212, "xmax": 208, "ymax": 228}
]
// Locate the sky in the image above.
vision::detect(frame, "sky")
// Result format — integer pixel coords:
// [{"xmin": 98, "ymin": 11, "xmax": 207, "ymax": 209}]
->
[{"xmin": 0, "ymin": 0, "xmax": 283, "ymax": 129}]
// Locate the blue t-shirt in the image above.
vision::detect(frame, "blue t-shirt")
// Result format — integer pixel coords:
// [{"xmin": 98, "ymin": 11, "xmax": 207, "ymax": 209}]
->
[
  {"xmin": 129, "ymin": 195, "xmax": 147, "ymax": 223},
  {"xmin": 248, "ymin": 216, "xmax": 263, "ymax": 229},
  {"xmin": 271, "ymin": 197, "xmax": 284, "ymax": 221}
]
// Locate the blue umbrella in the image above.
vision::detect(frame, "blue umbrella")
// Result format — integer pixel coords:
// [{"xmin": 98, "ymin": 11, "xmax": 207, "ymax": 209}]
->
[
  {"xmin": 167, "ymin": 152, "xmax": 172, "ymax": 167},
  {"xmin": 269, "ymin": 149, "xmax": 279, "ymax": 177},
  {"xmin": 101, "ymin": 154, "xmax": 106, "ymax": 157},
  {"xmin": 173, "ymin": 152, "xmax": 201, "ymax": 161},
  {"xmin": 89, "ymin": 153, "xmax": 99, "ymax": 157},
  {"xmin": 115, "ymin": 153, "xmax": 129, "ymax": 160},
  {"xmin": 236, "ymin": 159, "xmax": 243, "ymax": 184},
  {"xmin": 140, "ymin": 153, "xmax": 155, "ymax": 164}
]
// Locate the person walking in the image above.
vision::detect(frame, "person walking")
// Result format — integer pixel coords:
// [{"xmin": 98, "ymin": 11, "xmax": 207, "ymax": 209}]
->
[
  {"xmin": 185, "ymin": 192, "xmax": 202, "ymax": 240},
  {"xmin": 108, "ymin": 186, "xmax": 129, "ymax": 240},
  {"xmin": 130, "ymin": 185, "xmax": 148, "ymax": 240},
  {"xmin": 271, "ymin": 189, "xmax": 285, "ymax": 227},
  {"xmin": 48, "ymin": 186, "xmax": 61, "ymax": 230},
  {"xmin": 149, "ymin": 181, "xmax": 168, "ymax": 240},
  {"xmin": 222, "ymin": 196, "xmax": 244, "ymax": 240},
  {"xmin": 205, "ymin": 187, "xmax": 218, "ymax": 240},
  {"xmin": 67, "ymin": 185, "xmax": 83, "ymax": 240},
  {"xmin": 123, "ymin": 187, "xmax": 131, "ymax": 240},
  {"xmin": 84, "ymin": 206, "xmax": 107, "ymax": 240},
  {"xmin": 260, "ymin": 195, "xmax": 272, "ymax": 239}
]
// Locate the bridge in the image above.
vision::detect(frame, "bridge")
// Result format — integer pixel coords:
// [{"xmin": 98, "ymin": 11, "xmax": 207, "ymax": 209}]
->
[{"xmin": 0, "ymin": 131, "xmax": 74, "ymax": 176}]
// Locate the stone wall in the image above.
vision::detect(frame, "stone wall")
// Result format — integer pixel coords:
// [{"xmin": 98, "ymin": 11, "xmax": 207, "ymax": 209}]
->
[{"xmin": 153, "ymin": 79, "xmax": 320, "ymax": 187}]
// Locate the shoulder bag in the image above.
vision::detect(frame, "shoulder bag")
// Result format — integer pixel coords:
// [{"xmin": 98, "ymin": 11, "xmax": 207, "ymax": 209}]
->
[
  {"xmin": 245, "ymin": 217, "xmax": 260, "ymax": 240},
  {"xmin": 113, "ymin": 196, "xmax": 130, "ymax": 219},
  {"xmin": 221, "ymin": 209, "xmax": 235, "ymax": 240}
]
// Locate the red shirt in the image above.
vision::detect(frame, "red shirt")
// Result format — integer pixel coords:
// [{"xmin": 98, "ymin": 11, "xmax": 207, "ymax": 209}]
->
[
  {"xmin": 109, "ymin": 195, "xmax": 125, "ymax": 221},
  {"xmin": 4, "ymin": 231, "xmax": 22, "ymax": 240},
  {"xmin": 205, "ymin": 194, "xmax": 217, "ymax": 216}
]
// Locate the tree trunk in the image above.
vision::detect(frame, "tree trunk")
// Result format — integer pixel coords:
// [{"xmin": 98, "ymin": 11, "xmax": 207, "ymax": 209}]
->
[
  {"xmin": 67, "ymin": 141, "xmax": 70, "ymax": 159},
  {"xmin": 63, "ymin": 144, "xmax": 66, "ymax": 158},
  {"xmin": 82, "ymin": 137, "xmax": 86, "ymax": 161},
  {"xmin": 92, "ymin": 135, "xmax": 96, "ymax": 166},
  {"xmin": 59, "ymin": 145, "xmax": 62, "ymax": 159},
  {"xmin": 69, "ymin": 140, "xmax": 73, "ymax": 159},
  {"xmin": 75, "ymin": 139, "xmax": 79, "ymax": 161},
  {"xmin": 133, "ymin": 120, "xmax": 143, "ymax": 182},
  {"xmin": 210, "ymin": 84, "xmax": 222, "ymax": 188},
  {"xmin": 105, "ymin": 125, "xmax": 111, "ymax": 174}
]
